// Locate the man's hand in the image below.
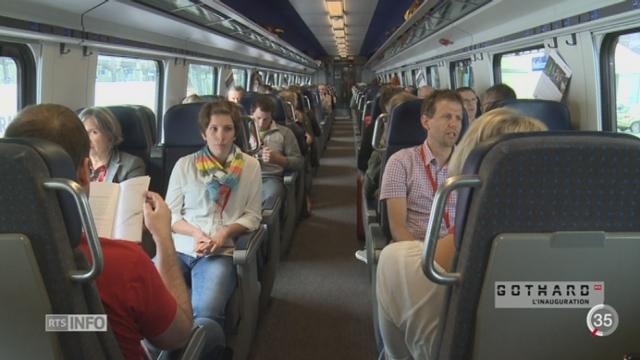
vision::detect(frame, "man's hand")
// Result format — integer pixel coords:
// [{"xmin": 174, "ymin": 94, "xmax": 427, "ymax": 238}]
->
[
  {"xmin": 261, "ymin": 146, "xmax": 272, "ymax": 163},
  {"xmin": 143, "ymin": 191, "xmax": 172, "ymax": 243}
]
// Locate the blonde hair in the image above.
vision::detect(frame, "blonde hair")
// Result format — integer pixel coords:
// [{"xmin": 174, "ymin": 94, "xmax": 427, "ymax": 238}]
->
[
  {"xmin": 386, "ymin": 92, "xmax": 417, "ymax": 114},
  {"xmin": 448, "ymin": 108, "xmax": 547, "ymax": 176}
]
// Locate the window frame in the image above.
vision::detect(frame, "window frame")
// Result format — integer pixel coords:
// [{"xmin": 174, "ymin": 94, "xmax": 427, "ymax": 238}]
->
[
  {"xmin": 493, "ymin": 45, "xmax": 546, "ymax": 86},
  {"xmin": 94, "ymin": 53, "xmax": 164, "ymax": 116},
  {"xmin": 426, "ymin": 65, "xmax": 439, "ymax": 88},
  {"xmin": 186, "ymin": 62, "xmax": 218, "ymax": 96},
  {"xmin": 600, "ymin": 28, "xmax": 640, "ymax": 132},
  {"xmin": 449, "ymin": 58, "xmax": 473, "ymax": 89},
  {"xmin": 0, "ymin": 42, "xmax": 36, "ymax": 109}
]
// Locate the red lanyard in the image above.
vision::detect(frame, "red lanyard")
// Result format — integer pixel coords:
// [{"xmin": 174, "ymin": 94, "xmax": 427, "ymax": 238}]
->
[
  {"xmin": 420, "ymin": 144, "xmax": 451, "ymax": 230},
  {"xmin": 218, "ymin": 191, "xmax": 232, "ymax": 220}
]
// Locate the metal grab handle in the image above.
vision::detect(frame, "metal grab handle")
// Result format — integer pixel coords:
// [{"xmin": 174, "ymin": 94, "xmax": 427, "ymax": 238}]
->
[
  {"xmin": 371, "ymin": 113, "xmax": 388, "ymax": 151},
  {"xmin": 284, "ymin": 101, "xmax": 297, "ymax": 124},
  {"xmin": 303, "ymin": 96, "xmax": 312, "ymax": 111},
  {"xmin": 243, "ymin": 116, "xmax": 261, "ymax": 155},
  {"xmin": 361, "ymin": 100, "xmax": 373, "ymax": 127},
  {"xmin": 43, "ymin": 178, "xmax": 103, "ymax": 282},
  {"xmin": 421, "ymin": 175, "xmax": 481, "ymax": 285}
]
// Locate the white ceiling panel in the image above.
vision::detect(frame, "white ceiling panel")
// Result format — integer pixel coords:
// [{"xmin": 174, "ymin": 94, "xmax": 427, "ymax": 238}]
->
[{"xmin": 289, "ymin": 0, "xmax": 379, "ymax": 56}]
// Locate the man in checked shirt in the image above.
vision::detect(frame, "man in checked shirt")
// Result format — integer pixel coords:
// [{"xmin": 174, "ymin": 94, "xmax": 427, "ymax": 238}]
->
[{"xmin": 379, "ymin": 89, "xmax": 464, "ymax": 243}]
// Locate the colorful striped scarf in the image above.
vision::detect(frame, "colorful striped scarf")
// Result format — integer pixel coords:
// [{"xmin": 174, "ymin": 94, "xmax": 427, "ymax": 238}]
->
[{"xmin": 195, "ymin": 145, "xmax": 244, "ymax": 212}]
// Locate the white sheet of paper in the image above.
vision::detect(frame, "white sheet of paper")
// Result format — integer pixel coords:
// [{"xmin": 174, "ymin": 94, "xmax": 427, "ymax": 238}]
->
[
  {"xmin": 88, "ymin": 181, "xmax": 120, "ymax": 239},
  {"xmin": 112, "ymin": 176, "xmax": 150, "ymax": 242}
]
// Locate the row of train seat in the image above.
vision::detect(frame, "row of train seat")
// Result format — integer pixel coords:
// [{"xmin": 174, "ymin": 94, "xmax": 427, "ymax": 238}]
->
[
  {"xmin": 352, "ymin": 85, "xmax": 640, "ymax": 358},
  {"xmin": 423, "ymin": 131, "xmax": 640, "ymax": 359},
  {"xmin": 0, "ymin": 87, "xmax": 333, "ymax": 360}
]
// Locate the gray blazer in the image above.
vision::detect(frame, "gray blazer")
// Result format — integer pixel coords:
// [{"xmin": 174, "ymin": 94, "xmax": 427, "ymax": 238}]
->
[{"xmin": 105, "ymin": 149, "xmax": 146, "ymax": 183}]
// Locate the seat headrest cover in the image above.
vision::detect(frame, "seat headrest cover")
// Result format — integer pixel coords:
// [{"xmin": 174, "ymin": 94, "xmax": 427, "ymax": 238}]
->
[
  {"xmin": 163, "ymin": 103, "xmax": 206, "ymax": 147},
  {"xmin": 106, "ymin": 106, "xmax": 152, "ymax": 150},
  {"xmin": 386, "ymin": 99, "xmax": 425, "ymax": 156},
  {"xmin": 0, "ymin": 137, "xmax": 82, "ymax": 247},
  {"xmin": 501, "ymin": 99, "xmax": 572, "ymax": 130}
]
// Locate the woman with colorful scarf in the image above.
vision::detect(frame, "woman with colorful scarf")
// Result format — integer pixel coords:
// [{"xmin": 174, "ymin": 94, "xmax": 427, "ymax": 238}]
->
[{"xmin": 165, "ymin": 100, "xmax": 262, "ymax": 359}]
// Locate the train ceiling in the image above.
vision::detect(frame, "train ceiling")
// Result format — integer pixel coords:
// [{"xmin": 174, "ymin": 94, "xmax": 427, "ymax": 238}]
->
[{"xmin": 221, "ymin": 0, "xmax": 414, "ymax": 58}]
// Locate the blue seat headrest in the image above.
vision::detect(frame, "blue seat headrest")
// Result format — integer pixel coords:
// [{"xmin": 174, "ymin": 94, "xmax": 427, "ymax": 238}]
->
[
  {"xmin": 163, "ymin": 103, "xmax": 205, "ymax": 147},
  {"xmin": 106, "ymin": 106, "xmax": 152, "ymax": 151},
  {"xmin": 501, "ymin": 99, "xmax": 572, "ymax": 130},
  {"xmin": 386, "ymin": 99, "xmax": 425, "ymax": 157}
]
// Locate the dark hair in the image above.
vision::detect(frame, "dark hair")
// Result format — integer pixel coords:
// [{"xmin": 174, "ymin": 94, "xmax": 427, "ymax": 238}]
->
[
  {"xmin": 198, "ymin": 100, "xmax": 241, "ymax": 134},
  {"xmin": 5, "ymin": 104, "xmax": 90, "ymax": 169},
  {"xmin": 456, "ymin": 86, "xmax": 476, "ymax": 95},
  {"xmin": 231, "ymin": 86, "xmax": 245, "ymax": 93},
  {"xmin": 251, "ymin": 95, "xmax": 275, "ymax": 114},
  {"xmin": 420, "ymin": 89, "xmax": 464, "ymax": 117},
  {"xmin": 483, "ymin": 83, "xmax": 517, "ymax": 111}
]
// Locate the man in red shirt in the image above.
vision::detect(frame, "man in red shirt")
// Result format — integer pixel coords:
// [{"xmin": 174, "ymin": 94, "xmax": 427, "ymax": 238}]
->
[{"xmin": 5, "ymin": 104, "xmax": 193, "ymax": 359}]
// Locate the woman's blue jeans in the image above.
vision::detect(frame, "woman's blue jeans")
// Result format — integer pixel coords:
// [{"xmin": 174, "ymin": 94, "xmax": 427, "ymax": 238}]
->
[{"xmin": 177, "ymin": 253, "xmax": 236, "ymax": 359}]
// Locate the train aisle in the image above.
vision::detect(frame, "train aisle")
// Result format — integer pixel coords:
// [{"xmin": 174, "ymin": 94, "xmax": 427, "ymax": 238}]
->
[{"xmin": 249, "ymin": 111, "xmax": 377, "ymax": 359}]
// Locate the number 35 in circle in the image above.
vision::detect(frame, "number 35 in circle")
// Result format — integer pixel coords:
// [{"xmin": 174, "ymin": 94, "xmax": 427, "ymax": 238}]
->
[{"xmin": 586, "ymin": 304, "xmax": 619, "ymax": 337}]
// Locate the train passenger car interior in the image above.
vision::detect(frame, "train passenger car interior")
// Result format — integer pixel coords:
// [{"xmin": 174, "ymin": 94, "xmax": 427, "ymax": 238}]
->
[{"xmin": 1, "ymin": 0, "xmax": 640, "ymax": 359}]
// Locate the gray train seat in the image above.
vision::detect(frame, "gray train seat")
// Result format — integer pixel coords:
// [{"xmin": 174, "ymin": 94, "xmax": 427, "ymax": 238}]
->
[
  {"xmin": 0, "ymin": 137, "xmax": 205, "ymax": 360},
  {"xmin": 422, "ymin": 132, "xmax": 640, "ymax": 359}
]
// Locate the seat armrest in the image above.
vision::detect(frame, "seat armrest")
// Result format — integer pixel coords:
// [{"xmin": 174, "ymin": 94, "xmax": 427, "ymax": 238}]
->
[
  {"xmin": 233, "ymin": 225, "xmax": 267, "ymax": 265},
  {"xmin": 261, "ymin": 196, "xmax": 282, "ymax": 219},
  {"xmin": 283, "ymin": 170, "xmax": 298, "ymax": 185},
  {"xmin": 368, "ymin": 223, "xmax": 389, "ymax": 265},
  {"xmin": 156, "ymin": 325, "xmax": 206, "ymax": 360}
]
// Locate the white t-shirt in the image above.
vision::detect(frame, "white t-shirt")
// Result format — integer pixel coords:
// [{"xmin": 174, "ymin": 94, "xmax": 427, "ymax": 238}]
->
[{"xmin": 376, "ymin": 241, "xmax": 447, "ymax": 360}]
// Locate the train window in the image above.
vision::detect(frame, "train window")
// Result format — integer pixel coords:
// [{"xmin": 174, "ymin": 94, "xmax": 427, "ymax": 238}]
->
[
  {"xmin": 0, "ymin": 42, "xmax": 36, "ymax": 137},
  {"xmin": 495, "ymin": 47, "xmax": 547, "ymax": 98},
  {"xmin": 95, "ymin": 55, "xmax": 160, "ymax": 113},
  {"xmin": 0, "ymin": 57, "xmax": 18, "ymax": 137},
  {"xmin": 232, "ymin": 68, "xmax": 247, "ymax": 89},
  {"xmin": 427, "ymin": 66, "xmax": 440, "ymax": 88},
  {"xmin": 187, "ymin": 63, "xmax": 217, "ymax": 96},
  {"xmin": 601, "ymin": 30, "xmax": 640, "ymax": 135},
  {"xmin": 450, "ymin": 59, "xmax": 473, "ymax": 88},
  {"xmin": 613, "ymin": 32, "xmax": 640, "ymax": 135}
]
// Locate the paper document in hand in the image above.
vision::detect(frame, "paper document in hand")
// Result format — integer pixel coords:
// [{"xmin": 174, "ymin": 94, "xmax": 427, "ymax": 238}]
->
[{"xmin": 89, "ymin": 176, "xmax": 150, "ymax": 242}]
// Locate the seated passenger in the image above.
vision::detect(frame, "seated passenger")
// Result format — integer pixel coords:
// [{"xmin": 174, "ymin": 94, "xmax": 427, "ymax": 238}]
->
[
  {"xmin": 363, "ymin": 92, "xmax": 418, "ymax": 200},
  {"xmin": 481, "ymin": 83, "xmax": 517, "ymax": 113},
  {"xmin": 379, "ymin": 90, "xmax": 463, "ymax": 242},
  {"xmin": 249, "ymin": 95, "xmax": 303, "ymax": 205},
  {"xmin": 318, "ymin": 84, "xmax": 334, "ymax": 114},
  {"xmin": 456, "ymin": 86, "xmax": 479, "ymax": 122},
  {"xmin": 6, "ymin": 104, "xmax": 193, "ymax": 359},
  {"xmin": 227, "ymin": 86, "xmax": 245, "ymax": 104},
  {"xmin": 417, "ymin": 85, "xmax": 434, "ymax": 99},
  {"xmin": 404, "ymin": 85, "xmax": 417, "ymax": 96},
  {"xmin": 79, "ymin": 107, "xmax": 146, "ymax": 183},
  {"xmin": 183, "ymin": 94, "xmax": 204, "ymax": 104},
  {"xmin": 376, "ymin": 108, "xmax": 546, "ymax": 360},
  {"xmin": 357, "ymin": 86, "xmax": 404, "ymax": 173},
  {"xmin": 165, "ymin": 100, "xmax": 262, "ymax": 359}
]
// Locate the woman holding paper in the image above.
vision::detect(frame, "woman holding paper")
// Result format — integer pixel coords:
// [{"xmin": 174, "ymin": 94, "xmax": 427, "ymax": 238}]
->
[
  {"xmin": 165, "ymin": 100, "xmax": 262, "ymax": 359},
  {"xmin": 80, "ymin": 106, "xmax": 146, "ymax": 183}
]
